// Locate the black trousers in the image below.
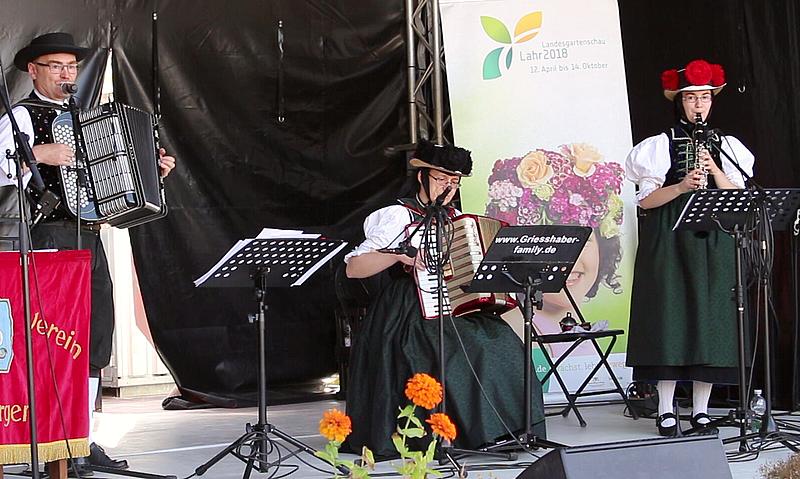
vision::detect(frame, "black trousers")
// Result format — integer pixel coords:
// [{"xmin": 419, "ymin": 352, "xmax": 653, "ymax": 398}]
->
[
  {"xmin": 31, "ymin": 221, "xmax": 115, "ymax": 371},
  {"xmin": 0, "ymin": 185, "xmax": 20, "ymax": 251}
]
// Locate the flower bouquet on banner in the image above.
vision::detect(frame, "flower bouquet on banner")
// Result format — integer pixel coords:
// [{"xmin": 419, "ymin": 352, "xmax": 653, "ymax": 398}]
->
[
  {"xmin": 485, "ymin": 143, "xmax": 626, "ymax": 364},
  {"xmin": 486, "ymin": 143, "xmax": 624, "ymax": 237},
  {"xmin": 317, "ymin": 373, "xmax": 459, "ymax": 479}
]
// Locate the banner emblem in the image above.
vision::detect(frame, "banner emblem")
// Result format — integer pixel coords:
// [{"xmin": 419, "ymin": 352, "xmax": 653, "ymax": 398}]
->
[
  {"xmin": 0, "ymin": 299, "xmax": 13, "ymax": 373},
  {"xmin": 481, "ymin": 12, "xmax": 542, "ymax": 80}
]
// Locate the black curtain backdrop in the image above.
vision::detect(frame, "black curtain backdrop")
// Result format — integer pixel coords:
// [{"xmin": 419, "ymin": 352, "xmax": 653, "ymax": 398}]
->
[
  {"xmin": 109, "ymin": 0, "xmax": 408, "ymax": 404},
  {"xmin": 0, "ymin": 4, "xmax": 110, "ymax": 111},
  {"xmin": 1, "ymin": 0, "xmax": 408, "ymax": 406},
  {"xmin": 1, "ymin": 1, "xmax": 798, "ymax": 408}
]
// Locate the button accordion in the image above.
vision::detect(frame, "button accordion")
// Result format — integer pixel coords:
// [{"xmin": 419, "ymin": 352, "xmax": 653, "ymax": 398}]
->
[
  {"xmin": 409, "ymin": 214, "xmax": 517, "ymax": 319},
  {"xmin": 50, "ymin": 102, "xmax": 167, "ymax": 228}
]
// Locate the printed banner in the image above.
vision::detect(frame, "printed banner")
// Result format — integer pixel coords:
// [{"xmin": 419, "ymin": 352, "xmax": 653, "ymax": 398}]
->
[
  {"xmin": 440, "ymin": 0, "xmax": 636, "ymax": 402},
  {"xmin": 0, "ymin": 250, "xmax": 90, "ymax": 464}
]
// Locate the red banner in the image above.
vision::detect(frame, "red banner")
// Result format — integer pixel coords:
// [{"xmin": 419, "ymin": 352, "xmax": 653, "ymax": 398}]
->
[{"xmin": 0, "ymin": 250, "xmax": 90, "ymax": 464}]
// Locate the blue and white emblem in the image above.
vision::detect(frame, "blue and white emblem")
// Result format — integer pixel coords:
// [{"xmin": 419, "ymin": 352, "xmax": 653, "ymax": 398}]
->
[{"xmin": 0, "ymin": 299, "xmax": 13, "ymax": 373}]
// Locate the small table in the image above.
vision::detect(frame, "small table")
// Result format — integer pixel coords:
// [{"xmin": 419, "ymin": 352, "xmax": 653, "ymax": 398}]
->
[{"xmin": 536, "ymin": 328, "xmax": 637, "ymax": 427}]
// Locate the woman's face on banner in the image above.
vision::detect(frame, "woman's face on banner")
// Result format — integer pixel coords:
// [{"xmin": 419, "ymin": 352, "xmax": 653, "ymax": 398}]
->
[{"xmin": 543, "ymin": 230, "xmax": 600, "ymax": 310}]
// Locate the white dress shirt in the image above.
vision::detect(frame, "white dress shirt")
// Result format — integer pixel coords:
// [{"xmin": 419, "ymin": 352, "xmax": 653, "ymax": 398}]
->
[{"xmin": 0, "ymin": 89, "xmax": 67, "ymax": 188}]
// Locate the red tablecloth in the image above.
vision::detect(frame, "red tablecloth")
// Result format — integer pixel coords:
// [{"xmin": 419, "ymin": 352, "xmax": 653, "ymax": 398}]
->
[{"xmin": 0, "ymin": 250, "xmax": 90, "ymax": 464}]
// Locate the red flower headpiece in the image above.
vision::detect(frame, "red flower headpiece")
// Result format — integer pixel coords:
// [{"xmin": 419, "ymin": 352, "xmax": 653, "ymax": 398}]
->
[
  {"xmin": 660, "ymin": 69, "xmax": 679, "ymax": 91},
  {"xmin": 661, "ymin": 59, "xmax": 726, "ymax": 101},
  {"xmin": 710, "ymin": 63, "xmax": 726, "ymax": 86},
  {"xmin": 684, "ymin": 59, "xmax": 713, "ymax": 86}
]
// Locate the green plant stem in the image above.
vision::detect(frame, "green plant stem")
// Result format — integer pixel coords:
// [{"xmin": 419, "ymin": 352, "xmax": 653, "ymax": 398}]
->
[{"xmin": 401, "ymin": 406, "xmax": 415, "ymax": 452}]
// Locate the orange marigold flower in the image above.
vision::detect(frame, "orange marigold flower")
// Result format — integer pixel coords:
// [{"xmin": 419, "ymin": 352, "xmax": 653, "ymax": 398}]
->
[
  {"xmin": 427, "ymin": 413, "xmax": 457, "ymax": 442},
  {"xmin": 319, "ymin": 408, "xmax": 352, "ymax": 442},
  {"xmin": 404, "ymin": 373, "xmax": 443, "ymax": 409}
]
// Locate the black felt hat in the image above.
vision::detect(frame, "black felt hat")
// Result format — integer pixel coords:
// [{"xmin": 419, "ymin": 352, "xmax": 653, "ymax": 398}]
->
[
  {"xmin": 14, "ymin": 32, "xmax": 90, "ymax": 71},
  {"xmin": 409, "ymin": 140, "xmax": 473, "ymax": 177}
]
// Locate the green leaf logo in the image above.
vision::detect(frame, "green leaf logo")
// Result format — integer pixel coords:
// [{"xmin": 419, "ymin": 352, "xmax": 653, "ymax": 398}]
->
[
  {"xmin": 482, "ymin": 47, "xmax": 505, "ymax": 80},
  {"xmin": 481, "ymin": 11, "xmax": 542, "ymax": 80},
  {"xmin": 480, "ymin": 16, "xmax": 512, "ymax": 44}
]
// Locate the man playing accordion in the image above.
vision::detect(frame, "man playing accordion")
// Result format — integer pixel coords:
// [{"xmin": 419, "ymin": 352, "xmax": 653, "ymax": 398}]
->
[{"xmin": 0, "ymin": 32, "xmax": 176, "ymax": 472}]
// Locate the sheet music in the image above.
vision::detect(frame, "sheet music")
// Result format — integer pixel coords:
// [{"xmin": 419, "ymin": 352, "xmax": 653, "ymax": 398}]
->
[
  {"xmin": 193, "ymin": 239, "xmax": 248, "ymax": 287},
  {"xmin": 672, "ymin": 195, "xmax": 696, "ymax": 231},
  {"xmin": 256, "ymin": 228, "xmax": 319, "ymax": 239}
]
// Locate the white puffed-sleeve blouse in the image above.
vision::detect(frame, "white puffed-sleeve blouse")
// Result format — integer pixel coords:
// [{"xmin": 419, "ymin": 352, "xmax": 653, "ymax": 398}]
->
[{"xmin": 626, "ymin": 133, "xmax": 755, "ymax": 205}]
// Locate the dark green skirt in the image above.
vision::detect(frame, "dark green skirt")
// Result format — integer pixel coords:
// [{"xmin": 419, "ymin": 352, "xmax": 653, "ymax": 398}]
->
[
  {"xmin": 626, "ymin": 195, "xmax": 739, "ymax": 383},
  {"xmin": 345, "ymin": 275, "xmax": 546, "ymax": 458}
]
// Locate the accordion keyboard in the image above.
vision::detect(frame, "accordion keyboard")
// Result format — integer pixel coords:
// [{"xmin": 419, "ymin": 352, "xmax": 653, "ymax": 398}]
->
[{"xmin": 413, "ymin": 214, "xmax": 514, "ymax": 319}]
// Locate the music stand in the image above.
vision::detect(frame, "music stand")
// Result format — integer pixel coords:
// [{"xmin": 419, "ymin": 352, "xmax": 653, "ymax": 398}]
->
[
  {"xmin": 466, "ymin": 224, "xmax": 591, "ymax": 452},
  {"xmin": 674, "ymin": 188, "xmax": 800, "ymax": 451},
  {"xmin": 192, "ymin": 234, "xmax": 348, "ymax": 479}
]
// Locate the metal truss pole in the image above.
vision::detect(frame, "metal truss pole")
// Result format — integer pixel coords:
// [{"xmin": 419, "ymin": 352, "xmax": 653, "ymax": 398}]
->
[{"xmin": 404, "ymin": 0, "xmax": 449, "ymax": 145}]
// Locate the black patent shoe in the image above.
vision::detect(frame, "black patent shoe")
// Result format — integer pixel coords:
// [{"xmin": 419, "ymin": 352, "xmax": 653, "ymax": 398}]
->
[
  {"xmin": 690, "ymin": 413, "xmax": 719, "ymax": 435},
  {"xmin": 657, "ymin": 412, "xmax": 678, "ymax": 437},
  {"xmin": 67, "ymin": 457, "xmax": 94, "ymax": 477},
  {"xmin": 88, "ymin": 442, "xmax": 129, "ymax": 469}
]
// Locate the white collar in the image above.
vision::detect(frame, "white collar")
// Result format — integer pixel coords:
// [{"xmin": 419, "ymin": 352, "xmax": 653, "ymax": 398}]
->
[{"xmin": 33, "ymin": 88, "xmax": 67, "ymax": 106}]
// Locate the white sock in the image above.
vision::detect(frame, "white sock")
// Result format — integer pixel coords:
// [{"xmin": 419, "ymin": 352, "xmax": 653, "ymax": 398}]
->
[
  {"xmin": 692, "ymin": 381, "xmax": 713, "ymax": 424},
  {"xmin": 88, "ymin": 377, "xmax": 100, "ymax": 444},
  {"xmin": 657, "ymin": 380, "xmax": 677, "ymax": 427}
]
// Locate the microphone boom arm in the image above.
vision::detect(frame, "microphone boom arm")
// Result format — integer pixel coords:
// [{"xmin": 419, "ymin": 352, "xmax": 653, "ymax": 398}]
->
[{"xmin": 705, "ymin": 135, "xmax": 760, "ymax": 190}]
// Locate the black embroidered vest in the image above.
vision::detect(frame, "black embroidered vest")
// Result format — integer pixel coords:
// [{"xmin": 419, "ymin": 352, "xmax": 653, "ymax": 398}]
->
[
  {"xmin": 16, "ymin": 92, "xmax": 69, "ymax": 221},
  {"xmin": 664, "ymin": 120, "xmax": 723, "ymax": 189}
]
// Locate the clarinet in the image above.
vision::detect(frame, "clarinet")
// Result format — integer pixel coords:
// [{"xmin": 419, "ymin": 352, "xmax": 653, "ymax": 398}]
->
[{"xmin": 691, "ymin": 112, "xmax": 709, "ymax": 189}]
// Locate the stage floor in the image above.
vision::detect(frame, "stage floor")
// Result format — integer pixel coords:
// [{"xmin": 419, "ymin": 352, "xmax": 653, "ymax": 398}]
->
[{"xmin": 6, "ymin": 396, "xmax": 798, "ymax": 478}]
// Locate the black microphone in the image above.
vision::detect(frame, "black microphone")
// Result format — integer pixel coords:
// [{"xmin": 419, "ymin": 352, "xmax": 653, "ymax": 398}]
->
[
  {"xmin": 32, "ymin": 189, "xmax": 61, "ymax": 226},
  {"xmin": 707, "ymin": 128, "xmax": 723, "ymax": 142},
  {"xmin": 377, "ymin": 244, "xmax": 418, "ymax": 258},
  {"xmin": 60, "ymin": 82, "xmax": 78, "ymax": 95},
  {"xmin": 433, "ymin": 185, "xmax": 453, "ymax": 207}
]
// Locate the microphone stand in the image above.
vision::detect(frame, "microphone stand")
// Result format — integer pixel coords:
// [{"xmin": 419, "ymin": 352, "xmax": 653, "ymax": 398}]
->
[
  {"xmin": 699, "ymin": 138, "xmax": 791, "ymax": 449},
  {"xmin": 706, "ymin": 135, "xmax": 759, "ymax": 191},
  {"xmin": 423, "ymin": 199, "xmax": 465, "ymax": 470},
  {"xmin": 67, "ymin": 94, "xmax": 86, "ymax": 250},
  {"xmin": 419, "ymin": 192, "xmax": 513, "ymax": 471},
  {"xmin": 417, "ymin": 187, "xmax": 453, "ymax": 442},
  {"xmin": 0, "ymin": 61, "xmax": 44, "ymax": 479}
]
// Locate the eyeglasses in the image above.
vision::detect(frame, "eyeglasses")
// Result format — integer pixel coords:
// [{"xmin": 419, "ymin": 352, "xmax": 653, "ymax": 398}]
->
[
  {"xmin": 682, "ymin": 93, "xmax": 712, "ymax": 104},
  {"xmin": 34, "ymin": 62, "xmax": 79, "ymax": 74},
  {"xmin": 429, "ymin": 173, "xmax": 461, "ymax": 188}
]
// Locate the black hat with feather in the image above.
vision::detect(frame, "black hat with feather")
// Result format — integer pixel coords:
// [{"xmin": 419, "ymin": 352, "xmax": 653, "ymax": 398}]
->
[{"xmin": 409, "ymin": 140, "xmax": 473, "ymax": 177}]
